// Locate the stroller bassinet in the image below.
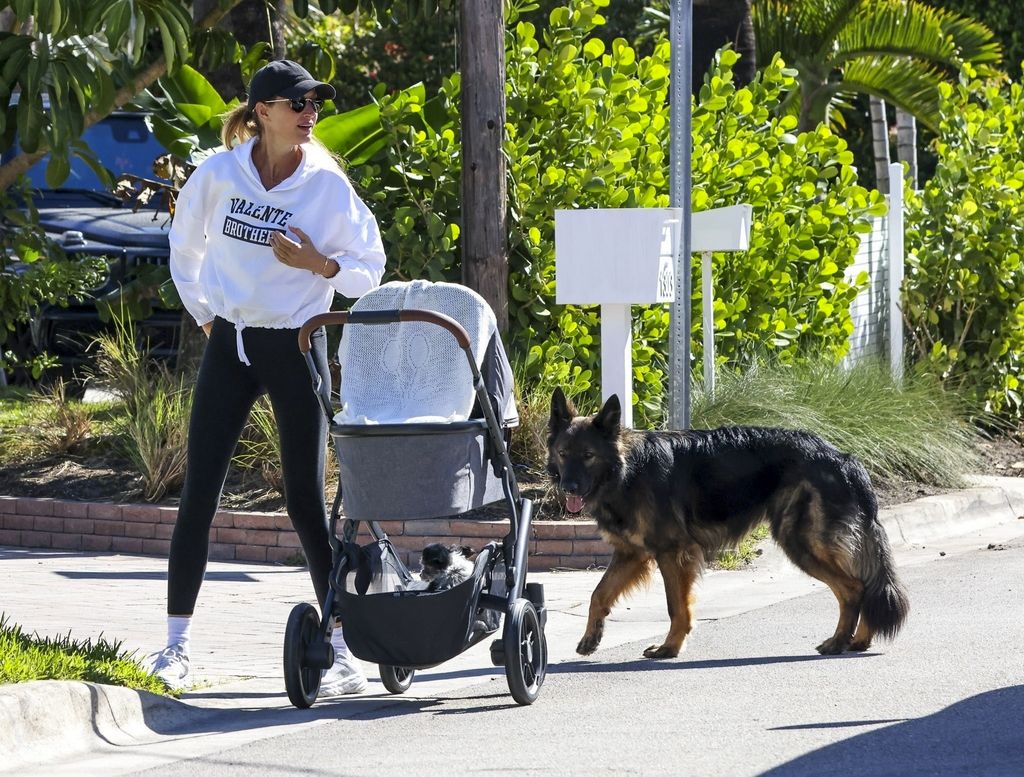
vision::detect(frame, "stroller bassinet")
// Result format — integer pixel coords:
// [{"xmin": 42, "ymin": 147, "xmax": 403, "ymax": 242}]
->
[
  {"xmin": 331, "ymin": 280, "xmax": 518, "ymax": 521},
  {"xmin": 282, "ymin": 281, "xmax": 548, "ymax": 707}
]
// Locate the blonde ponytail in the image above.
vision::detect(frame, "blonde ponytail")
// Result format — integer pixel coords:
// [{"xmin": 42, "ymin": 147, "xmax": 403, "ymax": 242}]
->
[{"xmin": 220, "ymin": 104, "xmax": 260, "ymax": 148}]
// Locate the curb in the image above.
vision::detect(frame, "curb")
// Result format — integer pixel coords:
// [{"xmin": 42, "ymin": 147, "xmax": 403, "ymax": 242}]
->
[
  {"xmin": 0, "ymin": 680, "xmax": 205, "ymax": 773},
  {"xmin": 879, "ymin": 475, "xmax": 1024, "ymax": 547}
]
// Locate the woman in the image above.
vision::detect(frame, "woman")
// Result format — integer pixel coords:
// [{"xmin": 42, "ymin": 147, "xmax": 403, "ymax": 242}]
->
[{"xmin": 153, "ymin": 60, "xmax": 385, "ymax": 695}]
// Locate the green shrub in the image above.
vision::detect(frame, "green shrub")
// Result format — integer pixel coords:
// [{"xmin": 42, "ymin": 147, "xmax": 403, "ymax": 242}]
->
[
  {"xmin": 31, "ymin": 380, "xmax": 93, "ymax": 456},
  {"xmin": 1, "ymin": 179, "xmax": 106, "ymax": 381},
  {"xmin": 350, "ymin": 1, "xmax": 883, "ymax": 426},
  {"xmin": 90, "ymin": 316, "xmax": 191, "ymax": 502},
  {"xmin": 354, "ymin": 82, "xmax": 463, "ymax": 284},
  {"xmin": 903, "ymin": 66, "xmax": 1024, "ymax": 418},
  {"xmin": 691, "ymin": 50, "xmax": 885, "ymax": 368},
  {"xmin": 691, "ymin": 357, "xmax": 980, "ymax": 487}
]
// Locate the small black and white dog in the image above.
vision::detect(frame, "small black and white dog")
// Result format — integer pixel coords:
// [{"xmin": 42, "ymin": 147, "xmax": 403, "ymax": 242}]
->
[{"xmin": 418, "ymin": 543, "xmax": 475, "ymax": 592}]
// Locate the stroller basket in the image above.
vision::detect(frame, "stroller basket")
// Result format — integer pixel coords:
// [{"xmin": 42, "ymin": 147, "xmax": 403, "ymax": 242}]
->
[{"xmin": 336, "ymin": 539, "xmax": 501, "ymax": 668}]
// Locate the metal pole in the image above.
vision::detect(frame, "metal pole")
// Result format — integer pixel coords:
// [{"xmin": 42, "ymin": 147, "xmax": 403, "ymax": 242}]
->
[
  {"xmin": 668, "ymin": 0, "xmax": 693, "ymax": 430},
  {"xmin": 701, "ymin": 250, "xmax": 714, "ymax": 399}
]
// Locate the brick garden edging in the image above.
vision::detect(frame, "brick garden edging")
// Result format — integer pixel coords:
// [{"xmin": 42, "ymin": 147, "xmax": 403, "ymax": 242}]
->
[{"xmin": 0, "ymin": 495, "xmax": 611, "ymax": 571}]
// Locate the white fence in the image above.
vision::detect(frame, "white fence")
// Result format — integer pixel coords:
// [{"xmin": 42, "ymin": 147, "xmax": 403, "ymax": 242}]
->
[{"xmin": 844, "ymin": 163, "xmax": 905, "ymax": 377}]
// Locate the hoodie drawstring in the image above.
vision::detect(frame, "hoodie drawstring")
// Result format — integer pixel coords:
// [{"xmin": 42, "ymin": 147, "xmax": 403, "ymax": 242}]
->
[{"xmin": 234, "ymin": 322, "xmax": 251, "ymax": 366}]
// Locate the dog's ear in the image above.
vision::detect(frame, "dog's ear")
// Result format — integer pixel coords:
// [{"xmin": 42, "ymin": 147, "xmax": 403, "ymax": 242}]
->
[
  {"xmin": 549, "ymin": 387, "xmax": 576, "ymax": 436},
  {"xmin": 460, "ymin": 545, "xmax": 476, "ymax": 558},
  {"xmin": 593, "ymin": 394, "xmax": 621, "ymax": 435}
]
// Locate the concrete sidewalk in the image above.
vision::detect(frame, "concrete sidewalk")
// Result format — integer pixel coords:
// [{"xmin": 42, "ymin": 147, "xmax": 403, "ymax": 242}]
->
[{"xmin": 2, "ymin": 475, "xmax": 1023, "ymax": 774}]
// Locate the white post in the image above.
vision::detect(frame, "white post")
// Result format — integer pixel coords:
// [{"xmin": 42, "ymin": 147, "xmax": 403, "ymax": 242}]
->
[
  {"xmin": 888, "ymin": 162, "xmax": 904, "ymax": 382},
  {"xmin": 600, "ymin": 303, "xmax": 633, "ymax": 428},
  {"xmin": 701, "ymin": 250, "xmax": 715, "ymax": 398}
]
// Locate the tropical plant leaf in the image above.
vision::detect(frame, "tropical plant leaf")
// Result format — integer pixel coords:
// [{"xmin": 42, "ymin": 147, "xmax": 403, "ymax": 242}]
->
[
  {"xmin": 752, "ymin": 0, "xmax": 1003, "ymax": 131},
  {"xmin": 842, "ymin": 55, "xmax": 949, "ymax": 131},
  {"xmin": 833, "ymin": 1, "xmax": 957, "ymax": 66},
  {"xmin": 160, "ymin": 65, "xmax": 229, "ymax": 116}
]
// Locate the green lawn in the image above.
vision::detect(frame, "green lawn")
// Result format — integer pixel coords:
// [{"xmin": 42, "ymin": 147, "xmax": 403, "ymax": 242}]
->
[{"xmin": 0, "ymin": 614, "xmax": 174, "ymax": 696}]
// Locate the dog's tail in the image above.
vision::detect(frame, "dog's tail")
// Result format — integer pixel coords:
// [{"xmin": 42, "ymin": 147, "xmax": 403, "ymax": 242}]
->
[{"xmin": 852, "ymin": 468, "xmax": 910, "ymax": 640}]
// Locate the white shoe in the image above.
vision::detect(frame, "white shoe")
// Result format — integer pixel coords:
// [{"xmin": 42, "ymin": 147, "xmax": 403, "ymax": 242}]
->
[
  {"xmin": 320, "ymin": 654, "xmax": 367, "ymax": 697},
  {"xmin": 151, "ymin": 644, "xmax": 191, "ymax": 691}
]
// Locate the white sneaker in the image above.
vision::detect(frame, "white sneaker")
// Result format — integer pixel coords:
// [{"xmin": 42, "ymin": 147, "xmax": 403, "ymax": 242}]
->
[
  {"xmin": 151, "ymin": 644, "xmax": 191, "ymax": 691},
  {"xmin": 320, "ymin": 654, "xmax": 367, "ymax": 697}
]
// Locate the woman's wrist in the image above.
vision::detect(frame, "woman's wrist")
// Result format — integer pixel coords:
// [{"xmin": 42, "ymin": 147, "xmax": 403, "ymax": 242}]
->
[
  {"xmin": 313, "ymin": 254, "xmax": 340, "ymax": 278},
  {"xmin": 324, "ymin": 259, "xmax": 340, "ymax": 278}
]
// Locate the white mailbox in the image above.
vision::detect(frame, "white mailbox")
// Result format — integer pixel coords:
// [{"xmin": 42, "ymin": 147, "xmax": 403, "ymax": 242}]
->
[
  {"xmin": 555, "ymin": 208, "xmax": 683, "ymax": 427},
  {"xmin": 555, "ymin": 205, "xmax": 752, "ymax": 425}
]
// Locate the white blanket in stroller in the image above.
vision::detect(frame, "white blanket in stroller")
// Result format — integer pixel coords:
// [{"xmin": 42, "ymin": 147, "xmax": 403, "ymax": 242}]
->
[{"xmin": 334, "ymin": 280, "xmax": 517, "ymax": 426}]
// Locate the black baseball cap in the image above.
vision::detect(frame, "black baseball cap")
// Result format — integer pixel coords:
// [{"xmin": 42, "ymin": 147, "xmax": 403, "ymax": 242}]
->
[{"xmin": 246, "ymin": 60, "xmax": 336, "ymax": 111}]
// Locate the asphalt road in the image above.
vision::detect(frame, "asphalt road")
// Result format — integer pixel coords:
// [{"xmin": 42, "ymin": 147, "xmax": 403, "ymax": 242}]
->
[{"xmin": 132, "ymin": 537, "xmax": 1024, "ymax": 777}]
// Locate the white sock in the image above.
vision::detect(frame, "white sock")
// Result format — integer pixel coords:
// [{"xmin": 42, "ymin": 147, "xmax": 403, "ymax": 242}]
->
[
  {"xmin": 330, "ymin": 625, "xmax": 351, "ymax": 661},
  {"xmin": 167, "ymin": 616, "xmax": 192, "ymax": 653}
]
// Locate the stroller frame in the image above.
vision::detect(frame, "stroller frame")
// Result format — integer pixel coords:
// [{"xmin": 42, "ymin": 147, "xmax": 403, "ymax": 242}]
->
[{"xmin": 282, "ymin": 307, "xmax": 548, "ymax": 707}]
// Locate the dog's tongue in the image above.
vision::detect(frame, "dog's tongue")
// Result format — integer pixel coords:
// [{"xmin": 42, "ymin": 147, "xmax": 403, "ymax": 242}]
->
[{"xmin": 565, "ymin": 494, "xmax": 585, "ymax": 514}]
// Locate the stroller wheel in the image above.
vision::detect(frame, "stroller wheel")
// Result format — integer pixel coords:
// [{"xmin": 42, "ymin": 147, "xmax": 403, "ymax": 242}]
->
[
  {"xmin": 503, "ymin": 598, "xmax": 547, "ymax": 705},
  {"xmin": 284, "ymin": 602, "xmax": 323, "ymax": 709},
  {"xmin": 379, "ymin": 664, "xmax": 415, "ymax": 694}
]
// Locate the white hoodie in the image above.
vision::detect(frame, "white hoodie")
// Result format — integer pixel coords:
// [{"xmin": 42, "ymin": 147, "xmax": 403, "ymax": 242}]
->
[{"xmin": 169, "ymin": 137, "xmax": 385, "ymax": 363}]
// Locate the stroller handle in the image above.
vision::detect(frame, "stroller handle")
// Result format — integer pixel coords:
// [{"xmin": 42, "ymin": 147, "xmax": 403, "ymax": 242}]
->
[{"xmin": 297, "ymin": 309, "xmax": 472, "ymax": 353}]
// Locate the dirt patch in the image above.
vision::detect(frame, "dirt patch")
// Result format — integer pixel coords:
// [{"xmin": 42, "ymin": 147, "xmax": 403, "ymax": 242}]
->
[
  {"xmin": 1, "ymin": 436, "xmax": 1021, "ymax": 518},
  {"xmin": 872, "ymin": 435, "xmax": 1024, "ymax": 508}
]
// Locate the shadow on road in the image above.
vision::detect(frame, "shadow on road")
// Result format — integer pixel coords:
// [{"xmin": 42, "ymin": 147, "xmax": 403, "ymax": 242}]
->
[
  {"xmin": 759, "ymin": 686, "xmax": 1024, "ymax": 776},
  {"xmin": 55, "ymin": 570, "xmax": 267, "ymax": 582},
  {"xmin": 551, "ymin": 652, "xmax": 877, "ymax": 674}
]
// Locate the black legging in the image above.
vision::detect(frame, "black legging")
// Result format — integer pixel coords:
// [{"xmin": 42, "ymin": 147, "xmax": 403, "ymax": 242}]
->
[{"xmin": 167, "ymin": 317, "xmax": 333, "ymax": 616}]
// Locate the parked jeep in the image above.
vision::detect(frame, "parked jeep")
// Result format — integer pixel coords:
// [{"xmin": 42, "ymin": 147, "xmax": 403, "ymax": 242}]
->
[{"xmin": 3, "ymin": 110, "xmax": 181, "ymax": 384}]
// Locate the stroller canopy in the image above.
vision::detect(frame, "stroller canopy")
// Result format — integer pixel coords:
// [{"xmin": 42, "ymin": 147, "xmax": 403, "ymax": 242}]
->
[{"xmin": 335, "ymin": 280, "xmax": 518, "ymax": 428}]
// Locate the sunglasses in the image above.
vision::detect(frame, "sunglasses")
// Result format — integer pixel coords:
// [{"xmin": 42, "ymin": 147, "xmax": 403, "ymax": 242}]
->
[{"xmin": 263, "ymin": 97, "xmax": 325, "ymax": 113}]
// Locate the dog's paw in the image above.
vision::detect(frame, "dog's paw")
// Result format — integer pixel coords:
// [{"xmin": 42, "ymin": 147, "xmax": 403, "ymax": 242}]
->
[
  {"xmin": 814, "ymin": 636, "xmax": 849, "ymax": 655},
  {"xmin": 847, "ymin": 638, "xmax": 872, "ymax": 652},
  {"xmin": 576, "ymin": 633, "xmax": 601, "ymax": 655},
  {"xmin": 642, "ymin": 643, "xmax": 680, "ymax": 659}
]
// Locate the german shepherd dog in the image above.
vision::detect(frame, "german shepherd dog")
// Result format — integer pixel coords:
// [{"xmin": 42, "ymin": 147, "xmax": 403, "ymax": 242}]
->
[{"xmin": 547, "ymin": 388, "xmax": 909, "ymax": 659}]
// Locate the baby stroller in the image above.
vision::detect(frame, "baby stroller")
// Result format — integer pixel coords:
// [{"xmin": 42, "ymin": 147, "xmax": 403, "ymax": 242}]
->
[{"xmin": 283, "ymin": 280, "xmax": 548, "ymax": 707}]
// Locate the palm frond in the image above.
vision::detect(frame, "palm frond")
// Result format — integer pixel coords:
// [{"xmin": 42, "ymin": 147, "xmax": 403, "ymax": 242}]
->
[
  {"xmin": 753, "ymin": 1, "xmax": 833, "ymax": 69},
  {"xmin": 817, "ymin": 0, "xmax": 867, "ymax": 60},
  {"xmin": 840, "ymin": 55, "xmax": 947, "ymax": 131},
  {"xmin": 753, "ymin": 0, "xmax": 1003, "ymax": 132},
  {"xmin": 933, "ymin": 6, "xmax": 1002, "ymax": 68},
  {"xmin": 834, "ymin": 1, "xmax": 957, "ymax": 68}
]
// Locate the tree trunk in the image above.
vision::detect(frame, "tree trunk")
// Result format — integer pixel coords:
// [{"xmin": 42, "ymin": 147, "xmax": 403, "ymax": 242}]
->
[
  {"xmin": 270, "ymin": 0, "xmax": 288, "ymax": 59},
  {"xmin": 895, "ymin": 107, "xmax": 917, "ymax": 190},
  {"xmin": 193, "ymin": 0, "xmax": 272, "ymax": 100},
  {"xmin": 460, "ymin": 0, "xmax": 508, "ymax": 332},
  {"xmin": 692, "ymin": 0, "xmax": 754, "ymax": 92},
  {"xmin": 870, "ymin": 96, "xmax": 891, "ymax": 195}
]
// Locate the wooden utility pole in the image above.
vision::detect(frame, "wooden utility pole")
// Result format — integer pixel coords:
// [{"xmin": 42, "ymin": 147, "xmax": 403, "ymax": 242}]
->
[{"xmin": 460, "ymin": 0, "xmax": 508, "ymax": 331}]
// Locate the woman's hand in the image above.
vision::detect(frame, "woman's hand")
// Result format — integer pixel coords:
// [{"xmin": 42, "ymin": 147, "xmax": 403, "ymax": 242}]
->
[{"xmin": 270, "ymin": 226, "xmax": 326, "ymax": 274}]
